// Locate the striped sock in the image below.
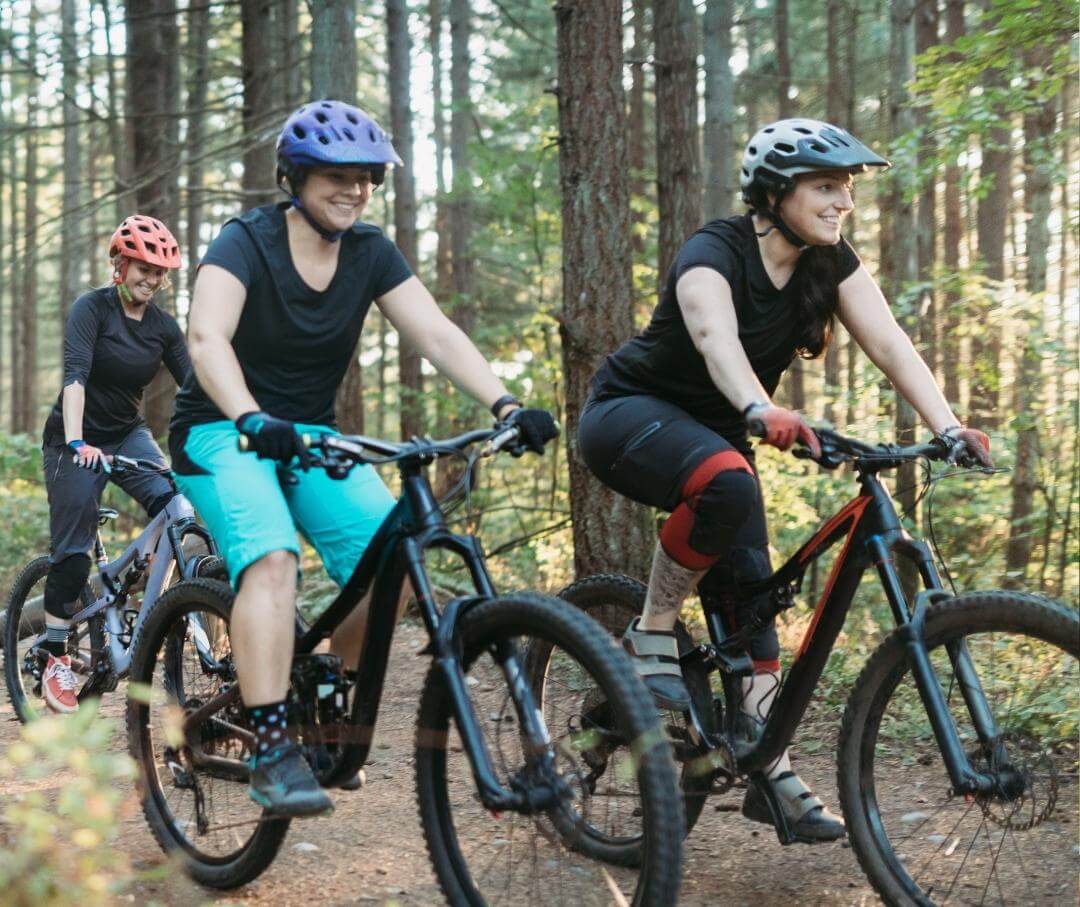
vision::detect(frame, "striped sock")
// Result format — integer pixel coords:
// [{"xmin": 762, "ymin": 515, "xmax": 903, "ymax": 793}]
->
[{"xmin": 44, "ymin": 624, "xmax": 69, "ymax": 658}]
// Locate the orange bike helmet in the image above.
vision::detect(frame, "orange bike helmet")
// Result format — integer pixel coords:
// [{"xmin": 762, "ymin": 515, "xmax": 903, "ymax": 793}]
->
[{"xmin": 108, "ymin": 215, "xmax": 182, "ymax": 270}]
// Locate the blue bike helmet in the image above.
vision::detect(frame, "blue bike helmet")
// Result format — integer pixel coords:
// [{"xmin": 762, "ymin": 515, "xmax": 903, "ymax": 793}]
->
[{"xmin": 276, "ymin": 100, "xmax": 402, "ymax": 240}]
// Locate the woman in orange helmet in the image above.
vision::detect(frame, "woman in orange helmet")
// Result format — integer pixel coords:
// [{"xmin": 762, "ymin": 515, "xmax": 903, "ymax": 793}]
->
[{"xmin": 36, "ymin": 215, "xmax": 190, "ymax": 714}]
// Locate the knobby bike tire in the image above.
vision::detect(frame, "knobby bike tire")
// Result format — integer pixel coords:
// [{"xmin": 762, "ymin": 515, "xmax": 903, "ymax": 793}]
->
[
  {"xmin": 557, "ymin": 573, "xmax": 718, "ymax": 839},
  {"xmin": 4, "ymin": 555, "xmax": 100, "ymax": 723},
  {"xmin": 126, "ymin": 577, "xmax": 290, "ymax": 889},
  {"xmin": 837, "ymin": 592, "xmax": 1080, "ymax": 907},
  {"xmin": 414, "ymin": 592, "xmax": 684, "ymax": 907}
]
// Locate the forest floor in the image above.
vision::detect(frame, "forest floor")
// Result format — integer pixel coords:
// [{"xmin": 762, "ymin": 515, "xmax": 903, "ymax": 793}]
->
[{"xmin": 6, "ymin": 617, "xmax": 1071, "ymax": 907}]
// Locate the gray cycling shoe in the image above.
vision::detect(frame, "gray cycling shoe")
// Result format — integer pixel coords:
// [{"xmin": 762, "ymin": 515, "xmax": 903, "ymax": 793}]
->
[
  {"xmin": 622, "ymin": 618, "xmax": 691, "ymax": 711},
  {"xmin": 742, "ymin": 771, "xmax": 846, "ymax": 843},
  {"xmin": 248, "ymin": 742, "xmax": 334, "ymax": 817}
]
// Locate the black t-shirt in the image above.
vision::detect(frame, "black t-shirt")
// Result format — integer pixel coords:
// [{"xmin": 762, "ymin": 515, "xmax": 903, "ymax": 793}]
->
[
  {"xmin": 43, "ymin": 286, "xmax": 190, "ymax": 446},
  {"xmin": 171, "ymin": 203, "xmax": 413, "ymax": 431},
  {"xmin": 593, "ymin": 213, "xmax": 861, "ymax": 442}
]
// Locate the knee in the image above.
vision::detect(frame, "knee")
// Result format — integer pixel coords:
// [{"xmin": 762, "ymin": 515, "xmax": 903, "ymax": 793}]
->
[
  {"xmin": 44, "ymin": 554, "xmax": 92, "ymax": 618},
  {"xmin": 238, "ymin": 550, "xmax": 297, "ymax": 598},
  {"xmin": 688, "ymin": 470, "xmax": 760, "ymax": 552},
  {"xmin": 146, "ymin": 491, "xmax": 176, "ymax": 519}
]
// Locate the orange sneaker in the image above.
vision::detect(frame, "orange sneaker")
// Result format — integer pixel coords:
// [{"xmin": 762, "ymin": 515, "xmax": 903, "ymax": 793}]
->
[{"xmin": 42, "ymin": 654, "xmax": 79, "ymax": 714}]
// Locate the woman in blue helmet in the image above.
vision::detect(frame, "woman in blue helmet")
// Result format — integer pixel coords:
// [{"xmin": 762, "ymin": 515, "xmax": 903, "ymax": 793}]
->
[{"xmin": 169, "ymin": 100, "xmax": 557, "ymax": 815}]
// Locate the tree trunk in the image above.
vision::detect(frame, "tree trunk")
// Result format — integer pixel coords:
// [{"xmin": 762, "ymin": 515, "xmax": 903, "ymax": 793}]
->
[
  {"xmin": 628, "ymin": 0, "xmax": 648, "ymax": 254},
  {"xmin": 241, "ymin": 0, "xmax": 278, "ymax": 208},
  {"xmin": 186, "ymin": 0, "xmax": 211, "ymax": 301},
  {"xmin": 310, "ymin": 0, "xmax": 358, "ymax": 104},
  {"xmin": 703, "ymin": 0, "xmax": 735, "ymax": 220},
  {"xmin": 60, "ymin": 0, "xmax": 82, "ymax": 332},
  {"xmin": 941, "ymin": 0, "xmax": 965, "ymax": 407},
  {"xmin": 554, "ymin": 0, "xmax": 654, "ymax": 578},
  {"xmin": 742, "ymin": 5, "xmax": 758, "ymax": 133},
  {"xmin": 843, "ymin": 0, "xmax": 860, "ymax": 427},
  {"xmin": 8, "ymin": 80, "xmax": 21, "ymax": 434},
  {"xmin": 388, "ymin": 0, "xmax": 423, "ymax": 440},
  {"xmin": 430, "ymin": 0, "xmax": 451, "ymax": 303},
  {"xmin": 99, "ymin": 0, "xmax": 127, "ymax": 222},
  {"xmin": 889, "ymin": 0, "xmax": 919, "ymax": 596},
  {"xmin": 970, "ymin": 0, "xmax": 1010, "ymax": 431},
  {"xmin": 277, "ymin": 0, "xmax": 302, "ymax": 108},
  {"xmin": 915, "ymin": 0, "xmax": 938, "ymax": 378},
  {"xmin": 127, "ymin": 0, "xmax": 181, "ymax": 436},
  {"xmin": 20, "ymin": 7, "xmax": 40, "ymax": 434},
  {"xmin": 310, "ymin": 0, "xmax": 363, "ymax": 433},
  {"xmin": 1003, "ymin": 52, "xmax": 1055, "ymax": 588},
  {"xmin": 449, "ymin": 0, "xmax": 475, "ymax": 336},
  {"xmin": 653, "ymin": 0, "xmax": 701, "ymax": 285},
  {"xmin": 823, "ymin": 0, "xmax": 844, "ymax": 425}
]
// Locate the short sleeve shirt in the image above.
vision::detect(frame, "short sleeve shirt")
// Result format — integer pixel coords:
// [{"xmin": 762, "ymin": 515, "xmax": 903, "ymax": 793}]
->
[
  {"xmin": 593, "ymin": 213, "xmax": 861, "ymax": 442},
  {"xmin": 171, "ymin": 203, "xmax": 413, "ymax": 431},
  {"xmin": 43, "ymin": 287, "xmax": 190, "ymax": 446}
]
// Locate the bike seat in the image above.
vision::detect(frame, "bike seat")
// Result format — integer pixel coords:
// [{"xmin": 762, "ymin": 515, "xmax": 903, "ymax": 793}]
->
[{"xmin": 98, "ymin": 507, "xmax": 119, "ymax": 525}]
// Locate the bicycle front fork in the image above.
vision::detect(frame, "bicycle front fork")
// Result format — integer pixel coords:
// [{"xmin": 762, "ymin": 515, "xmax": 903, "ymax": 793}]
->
[{"xmin": 872, "ymin": 535, "xmax": 1004, "ymax": 796}]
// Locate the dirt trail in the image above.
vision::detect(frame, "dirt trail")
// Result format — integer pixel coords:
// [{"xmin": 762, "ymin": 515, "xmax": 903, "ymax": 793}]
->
[{"xmin": 1, "ymin": 620, "xmax": 882, "ymax": 906}]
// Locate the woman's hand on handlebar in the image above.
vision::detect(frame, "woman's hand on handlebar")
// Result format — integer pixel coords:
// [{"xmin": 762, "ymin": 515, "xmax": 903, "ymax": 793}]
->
[
  {"xmin": 940, "ymin": 425, "xmax": 993, "ymax": 468},
  {"xmin": 235, "ymin": 411, "xmax": 313, "ymax": 469},
  {"xmin": 743, "ymin": 403, "xmax": 822, "ymax": 458},
  {"xmin": 68, "ymin": 440, "xmax": 111, "ymax": 474},
  {"xmin": 499, "ymin": 407, "xmax": 560, "ymax": 456}
]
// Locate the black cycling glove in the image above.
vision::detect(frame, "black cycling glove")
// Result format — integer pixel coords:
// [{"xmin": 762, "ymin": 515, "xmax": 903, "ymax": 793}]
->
[
  {"xmin": 235, "ymin": 411, "xmax": 312, "ymax": 469},
  {"xmin": 501, "ymin": 407, "xmax": 559, "ymax": 456}
]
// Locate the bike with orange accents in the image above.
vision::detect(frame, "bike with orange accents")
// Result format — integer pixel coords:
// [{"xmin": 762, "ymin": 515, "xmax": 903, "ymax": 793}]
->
[{"xmin": 545, "ymin": 427, "xmax": 1078, "ymax": 906}]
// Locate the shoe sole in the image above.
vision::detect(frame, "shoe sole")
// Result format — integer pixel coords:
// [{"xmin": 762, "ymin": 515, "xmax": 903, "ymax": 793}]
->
[
  {"xmin": 248, "ymin": 788, "xmax": 335, "ymax": 818},
  {"xmin": 43, "ymin": 693, "xmax": 79, "ymax": 715},
  {"xmin": 742, "ymin": 804, "xmax": 847, "ymax": 843}
]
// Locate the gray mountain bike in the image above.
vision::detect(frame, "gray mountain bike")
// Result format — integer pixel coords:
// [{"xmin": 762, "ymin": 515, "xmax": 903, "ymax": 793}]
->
[{"xmin": 3, "ymin": 455, "xmax": 223, "ymax": 722}]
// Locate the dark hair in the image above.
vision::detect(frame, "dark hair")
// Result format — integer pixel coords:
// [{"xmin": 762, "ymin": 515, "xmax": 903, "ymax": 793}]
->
[{"xmin": 744, "ymin": 181, "xmax": 841, "ymax": 359}]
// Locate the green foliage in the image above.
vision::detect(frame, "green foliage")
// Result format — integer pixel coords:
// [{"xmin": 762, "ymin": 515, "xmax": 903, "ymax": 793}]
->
[
  {"xmin": 0, "ymin": 702, "xmax": 142, "ymax": 905},
  {"xmin": 0, "ymin": 434, "xmax": 50, "ymax": 593}
]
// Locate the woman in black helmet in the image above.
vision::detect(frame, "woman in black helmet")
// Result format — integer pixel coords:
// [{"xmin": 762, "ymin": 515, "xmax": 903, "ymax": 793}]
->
[{"xmin": 577, "ymin": 118, "xmax": 993, "ymax": 843}]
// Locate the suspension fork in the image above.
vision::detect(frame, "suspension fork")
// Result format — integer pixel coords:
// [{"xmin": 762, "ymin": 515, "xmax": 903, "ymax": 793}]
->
[{"xmin": 873, "ymin": 534, "xmax": 999, "ymax": 794}]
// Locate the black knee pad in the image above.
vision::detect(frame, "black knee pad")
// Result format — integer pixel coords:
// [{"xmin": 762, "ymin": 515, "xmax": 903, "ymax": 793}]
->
[
  {"xmin": 146, "ymin": 491, "xmax": 177, "ymax": 519},
  {"xmin": 686, "ymin": 469, "xmax": 759, "ymax": 556},
  {"xmin": 44, "ymin": 554, "xmax": 92, "ymax": 619}
]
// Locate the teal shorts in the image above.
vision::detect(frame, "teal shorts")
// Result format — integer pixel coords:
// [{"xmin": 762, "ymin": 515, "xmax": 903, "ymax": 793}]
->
[{"xmin": 173, "ymin": 421, "xmax": 396, "ymax": 589}]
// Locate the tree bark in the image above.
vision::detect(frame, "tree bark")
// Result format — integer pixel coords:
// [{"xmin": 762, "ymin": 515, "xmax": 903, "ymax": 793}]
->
[
  {"xmin": 628, "ymin": 0, "xmax": 648, "ymax": 254},
  {"xmin": 654, "ymin": 0, "xmax": 701, "ymax": 286},
  {"xmin": 430, "ymin": 0, "xmax": 451, "ymax": 302},
  {"xmin": 185, "ymin": 0, "xmax": 211, "ymax": 301},
  {"xmin": 60, "ymin": 0, "xmax": 82, "ymax": 331},
  {"xmin": 703, "ymin": 0, "xmax": 735, "ymax": 219},
  {"xmin": 889, "ymin": 0, "xmax": 919, "ymax": 596},
  {"xmin": 555, "ymin": 0, "xmax": 654, "ymax": 578},
  {"xmin": 241, "ymin": 0, "xmax": 278, "ymax": 208},
  {"xmin": 99, "ymin": 0, "xmax": 127, "ymax": 222},
  {"xmin": 388, "ymin": 0, "xmax": 423, "ymax": 440},
  {"xmin": 1003, "ymin": 50, "xmax": 1055, "ymax": 588},
  {"xmin": 8, "ymin": 71, "xmax": 21, "ymax": 434},
  {"xmin": 742, "ymin": 5, "xmax": 758, "ymax": 133},
  {"xmin": 941, "ymin": 0, "xmax": 965, "ymax": 407},
  {"xmin": 915, "ymin": 0, "xmax": 938, "ymax": 378},
  {"xmin": 449, "ymin": 0, "xmax": 475, "ymax": 336},
  {"xmin": 823, "ymin": 0, "xmax": 844, "ymax": 425},
  {"xmin": 277, "ymin": 0, "xmax": 302, "ymax": 108},
  {"xmin": 310, "ymin": 0, "xmax": 364, "ymax": 433},
  {"xmin": 19, "ymin": 7, "xmax": 40, "ymax": 434},
  {"xmin": 127, "ymin": 0, "xmax": 181, "ymax": 435}
]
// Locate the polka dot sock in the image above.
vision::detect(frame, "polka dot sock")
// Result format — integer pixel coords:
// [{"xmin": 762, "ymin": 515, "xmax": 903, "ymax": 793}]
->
[{"xmin": 246, "ymin": 700, "xmax": 289, "ymax": 760}]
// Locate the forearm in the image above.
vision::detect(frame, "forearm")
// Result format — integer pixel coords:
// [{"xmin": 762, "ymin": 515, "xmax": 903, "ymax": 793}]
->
[
  {"xmin": 699, "ymin": 335, "xmax": 772, "ymax": 413},
  {"xmin": 873, "ymin": 336, "xmax": 958, "ymax": 433},
  {"xmin": 189, "ymin": 337, "xmax": 259, "ymax": 422},
  {"xmin": 415, "ymin": 322, "xmax": 511, "ymax": 412},
  {"xmin": 61, "ymin": 383, "xmax": 87, "ymax": 443}
]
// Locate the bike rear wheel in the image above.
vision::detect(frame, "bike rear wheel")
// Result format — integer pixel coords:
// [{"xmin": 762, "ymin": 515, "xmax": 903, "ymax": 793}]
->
[
  {"xmin": 553, "ymin": 573, "xmax": 720, "ymax": 841},
  {"xmin": 415, "ymin": 592, "xmax": 684, "ymax": 906},
  {"xmin": 3, "ymin": 555, "xmax": 103, "ymax": 722},
  {"xmin": 838, "ymin": 592, "xmax": 1079, "ymax": 906},
  {"xmin": 126, "ymin": 577, "xmax": 289, "ymax": 889}
]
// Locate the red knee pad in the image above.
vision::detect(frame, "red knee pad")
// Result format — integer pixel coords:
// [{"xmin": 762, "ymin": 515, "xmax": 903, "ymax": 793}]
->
[{"xmin": 660, "ymin": 450, "xmax": 753, "ymax": 570}]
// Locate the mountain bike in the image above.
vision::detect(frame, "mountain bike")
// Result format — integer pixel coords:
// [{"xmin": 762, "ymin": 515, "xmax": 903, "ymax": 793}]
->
[
  {"xmin": 125, "ymin": 424, "xmax": 684, "ymax": 905},
  {"xmin": 543, "ymin": 427, "xmax": 1078, "ymax": 906},
  {"xmin": 3, "ymin": 455, "xmax": 223, "ymax": 722}
]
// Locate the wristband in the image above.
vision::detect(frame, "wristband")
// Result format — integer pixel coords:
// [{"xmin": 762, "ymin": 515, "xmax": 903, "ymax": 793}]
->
[
  {"xmin": 742, "ymin": 401, "xmax": 768, "ymax": 417},
  {"xmin": 490, "ymin": 394, "xmax": 522, "ymax": 418},
  {"xmin": 67, "ymin": 439, "xmax": 86, "ymax": 452},
  {"xmin": 937, "ymin": 424, "xmax": 963, "ymax": 439}
]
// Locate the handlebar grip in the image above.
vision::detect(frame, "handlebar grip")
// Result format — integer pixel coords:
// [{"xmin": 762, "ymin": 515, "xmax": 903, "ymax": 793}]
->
[
  {"xmin": 238, "ymin": 435, "xmax": 250, "ymax": 452},
  {"xmin": 746, "ymin": 417, "xmax": 766, "ymax": 439}
]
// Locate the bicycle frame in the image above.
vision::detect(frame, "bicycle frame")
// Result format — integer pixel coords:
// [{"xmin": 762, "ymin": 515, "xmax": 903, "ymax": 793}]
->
[
  {"xmin": 184, "ymin": 455, "xmax": 558, "ymax": 813},
  {"xmin": 66, "ymin": 492, "xmax": 217, "ymax": 678},
  {"xmin": 692, "ymin": 467, "xmax": 1003, "ymax": 801}
]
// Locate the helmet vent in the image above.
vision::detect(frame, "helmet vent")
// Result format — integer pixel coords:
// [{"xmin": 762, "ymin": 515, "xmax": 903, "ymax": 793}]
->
[
  {"xmin": 123, "ymin": 240, "xmax": 137, "ymax": 251},
  {"xmin": 369, "ymin": 127, "xmax": 378, "ymax": 142},
  {"xmin": 343, "ymin": 128, "xmax": 355, "ymax": 140},
  {"xmin": 346, "ymin": 112, "xmax": 359, "ymax": 124},
  {"xmin": 315, "ymin": 111, "xmax": 329, "ymax": 124},
  {"xmin": 320, "ymin": 101, "xmax": 332, "ymax": 108},
  {"xmin": 292, "ymin": 125, "xmax": 306, "ymax": 139},
  {"xmin": 748, "ymin": 144, "xmax": 757, "ymax": 155},
  {"xmin": 137, "ymin": 223, "xmax": 152, "ymax": 233},
  {"xmin": 763, "ymin": 126, "xmax": 775, "ymax": 133},
  {"xmin": 317, "ymin": 134, "xmax": 330, "ymax": 145},
  {"xmin": 794, "ymin": 126, "xmax": 812, "ymax": 134},
  {"xmin": 774, "ymin": 142, "xmax": 796, "ymax": 153},
  {"xmin": 144, "ymin": 241, "xmax": 158, "ymax": 255},
  {"xmin": 809, "ymin": 141, "xmax": 827, "ymax": 152}
]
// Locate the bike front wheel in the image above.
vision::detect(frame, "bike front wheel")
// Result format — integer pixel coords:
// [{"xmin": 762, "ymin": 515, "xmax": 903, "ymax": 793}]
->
[
  {"xmin": 838, "ymin": 592, "xmax": 1079, "ymax": 906},
  {"xmin": 415, "ymin": 592, "xmax": 684, "ymax": 907}
]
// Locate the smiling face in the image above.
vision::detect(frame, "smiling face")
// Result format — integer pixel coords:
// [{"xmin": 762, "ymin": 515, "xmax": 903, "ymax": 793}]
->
[
  {"xmin": 121, "ymin": 258, "xmax": 168, "ymax": 304},
  {"xmin": 777, "ymin": 170, "xmax": 856, "ymax": 245},
  {"xmin": 298, "ymin": 166, "xmax": 377, "ymax": 234}
]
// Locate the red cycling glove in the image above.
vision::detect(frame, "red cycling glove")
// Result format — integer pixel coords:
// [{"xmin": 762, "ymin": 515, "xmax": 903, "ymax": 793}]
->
[
  {"xmin": 744, "ymin": 403, "xmax": 822, "ymax": 458},
  {"xmin": 941, "ymin": 426, "xmax": 993, "ymax": 468}
]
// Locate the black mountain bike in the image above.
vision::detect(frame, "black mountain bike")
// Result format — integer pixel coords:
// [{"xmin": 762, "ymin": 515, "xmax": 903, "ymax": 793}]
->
[
  {"xmin": 544, "ymin": 427, "xmax": 1078, "ymax": 906},
  {"xmin": 126, "ymin": 424, "xmax": 684, "ymax": 905}
]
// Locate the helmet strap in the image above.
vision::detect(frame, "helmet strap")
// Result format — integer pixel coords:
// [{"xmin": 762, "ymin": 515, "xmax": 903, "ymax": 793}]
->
[
  {"xmin": 289, "ymin": 195, "xmax": 347, "ymax": 243},
  {"xmin": 112, "ymin": 256, "xmax": 130, "ymax": 287},
  {"xmin": 753, "ymin": 195, "xmax": 810, "ymax": 252}
]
